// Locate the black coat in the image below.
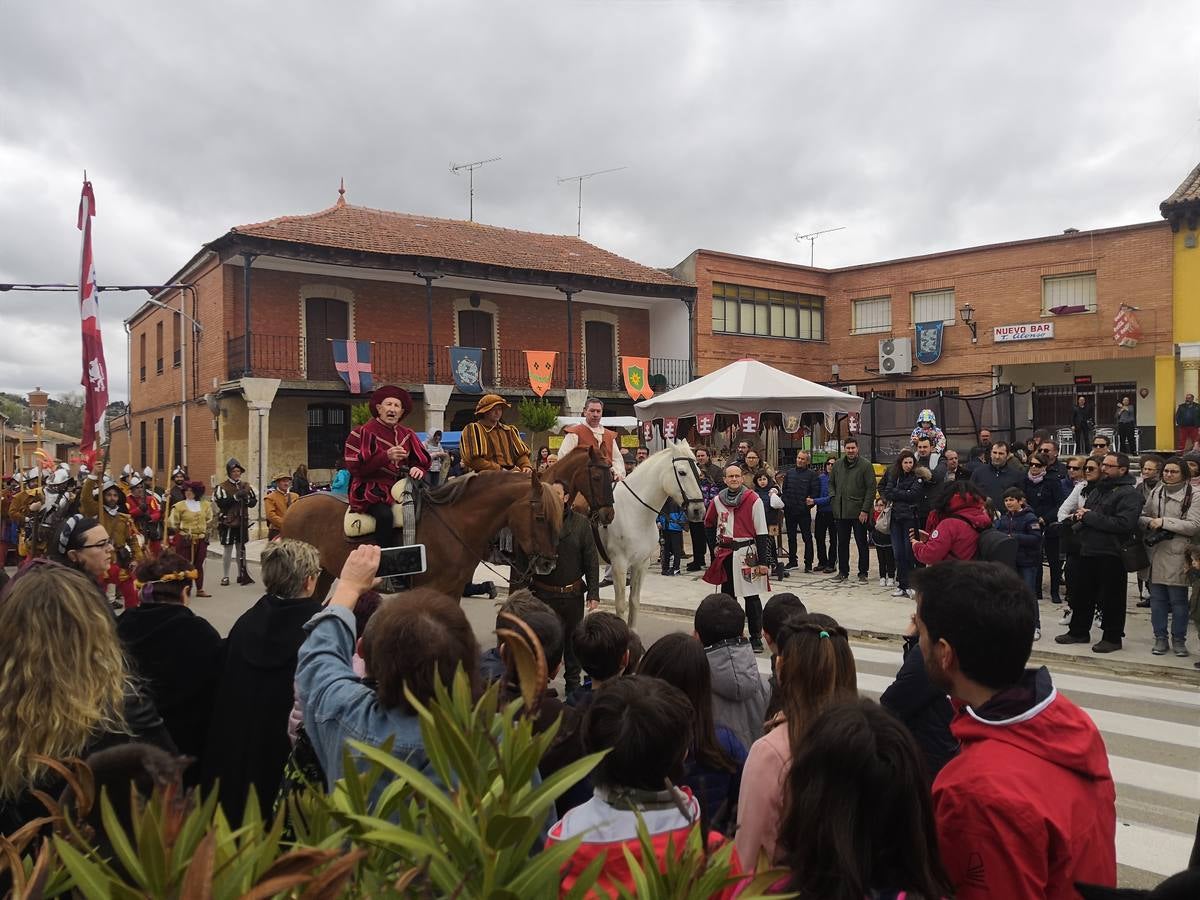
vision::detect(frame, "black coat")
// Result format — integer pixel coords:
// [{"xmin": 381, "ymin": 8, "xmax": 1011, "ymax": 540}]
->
[
  {"xmin": 1023, "ymin": 475, "xmax": 1066, "ymax": 523},
  {"xmin": 117, "ymin": 603, "xmax": 225, "ymax": 782},
  {"xmin": 779, "ymin": 466, "xmax": 819, "ymax": 514},
  {"xmin": 881, "ymin": 470, "xmax": 924, "ymax": 526},
  {"xmin": 1078, "ymin": 474, "xmax": 1142, "ymax": 559},
  {"xmin": 970, "ymin": 462, "xmax": 1025, "ymax": 510},
  {"xmin": 201, "ymin": 593, "xmax": 323, "ymax": 824},
  {"xmin": 879, "ymin": 639, "xmax": 958, "ymax": 779}
]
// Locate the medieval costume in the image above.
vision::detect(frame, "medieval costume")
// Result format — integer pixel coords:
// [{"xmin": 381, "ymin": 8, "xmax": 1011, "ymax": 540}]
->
[
  {"xmin": 703, "ymin": 481, "xmax": 775, "ymax": 649},
  {"xmin": 460, "ymin": 394, "xmax": 532, "ymax": 473},
  {"xmin": 81, "ymin": 476, "xmax": 145, "ymax": 609},
  {"xmin": 168, "ymin": 480, "xmax": 214, "ymax": 596},
  {"xmin": 167, "ymin": 465, "xmax": 188, "ymax": 506},
  {"xmin": 213, "ymin": 458, "xmax": 258, "ymax": 586},
  {"xmin": 557, "ymin": 419, "xmax": 627, "ymax": 478},
  {"xmin": 264, "ymin": 473, "xmax": 299, "ymax": 541},
  {"xmin": 7, "ymin": 473, "xmax": 43, "ymax": 561},
  {"xmin": 127, "ymin": 476, "xmax": 164, "ymax": 557},
  {"xmin": 344, "ymin": 385, "xmax": 430, "ymax": 543}
]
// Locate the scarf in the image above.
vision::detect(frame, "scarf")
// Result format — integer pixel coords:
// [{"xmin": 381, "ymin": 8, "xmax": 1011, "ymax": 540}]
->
[
  {"xmin": 1026, "ymin": 471, "xmax": 1045, "ymax": 484},
  {"xmin": 719, "ymin": 485, "xmax": 747, "ymax": 508}
]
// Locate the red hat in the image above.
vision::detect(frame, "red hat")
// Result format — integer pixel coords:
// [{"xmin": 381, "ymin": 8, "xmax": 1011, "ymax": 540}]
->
[
  {"xmin": 185, "ymin": 480, "xmax": 206, "ymax": 498},
  {"xmin": 369, "ymin": 385, "xmax": 413, "ymax": 419}
]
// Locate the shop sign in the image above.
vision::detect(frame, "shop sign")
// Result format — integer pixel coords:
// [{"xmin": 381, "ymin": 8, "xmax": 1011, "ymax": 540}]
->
[{"xmin": 993, "ymin": 322, "xmax": 1054, "ymax": 343}]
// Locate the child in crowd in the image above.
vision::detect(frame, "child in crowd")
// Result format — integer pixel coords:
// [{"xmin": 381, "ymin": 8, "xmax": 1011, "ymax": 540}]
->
[
  {"xmin": 693, "ymin": 593, "xmax": 770, "ymax": 752},
  {"xmin": 657, "ymin": 498, "xmax": 686, "ymax": 576},
  {"xmin": 775, "ymin": 700, "xmax": 952, "ymax": 900},
  {"xmin": 547, "ymin": 675, "xmax": 742, "ymax": 898},
  {"xmin": 751, "ymin": 471, "xmax": 786, "ymax": 579},
  {"xmin": 569, "ymin": 611, "xmax": 633, "ymax": 709},
  {"xmin": 736, "ymin": 614, "xmax": 857, "ymax": 869},
  {"xmin": 761, "ymin": 592, "xmax": 808, "ymax": 719},
  {"xmin": 871, "ymin": 497, "xmax": 896, "ymax": 587},
  {"xmin": 996, "ymin": 487, "xmax": 1044, "ymax": 639},
  {"xmin": 639, "ymin": 633, "xmax": 747, "ymax": 835}
]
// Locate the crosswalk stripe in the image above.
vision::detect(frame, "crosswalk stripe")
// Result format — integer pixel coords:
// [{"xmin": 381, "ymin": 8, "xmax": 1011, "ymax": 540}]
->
[
  {"xmin": 1115, "ymin": 822, "xmax": 1197, "ymax": 877},
  {"xmin": 1108, "ymin": 756, "xmax": 1200, "ymax": 802},
  {"xmin": 849, "ymin": 643, "xmax": 1200, "ymax": 709}
]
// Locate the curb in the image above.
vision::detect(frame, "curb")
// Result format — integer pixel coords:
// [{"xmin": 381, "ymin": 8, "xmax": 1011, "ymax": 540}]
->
[{"xmin": 634, "ymin": 600, "xmax": 1200, "ymax": 686}]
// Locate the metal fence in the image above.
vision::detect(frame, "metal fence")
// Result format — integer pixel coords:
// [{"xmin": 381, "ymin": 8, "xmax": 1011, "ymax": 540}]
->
[{"xmin": 858, "ymin": 385, "xmax": 1037, "ymax": 464}]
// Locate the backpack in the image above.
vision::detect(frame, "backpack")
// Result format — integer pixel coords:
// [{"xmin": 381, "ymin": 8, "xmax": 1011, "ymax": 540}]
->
[{"xmin": 949, "ymin": 514, "xmax": 1019, "ymax": 568}]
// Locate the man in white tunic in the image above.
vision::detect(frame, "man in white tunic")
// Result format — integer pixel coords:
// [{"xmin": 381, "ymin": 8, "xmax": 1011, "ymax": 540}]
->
[{"xmin": 702, "ymin": 464, "xmax": 775, "ymax": 653}]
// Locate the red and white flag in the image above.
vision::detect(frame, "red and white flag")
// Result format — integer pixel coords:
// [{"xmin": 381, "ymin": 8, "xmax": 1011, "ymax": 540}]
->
[
  {"xmin": 695, "ymin": 411, "xmax": 715, "ymax": 436},
  {"xmin": 739, "ymin": 411, "xmax": 761, "ymax": 434},
  {"xmin": 661, "ymin": 417, "xmax": 679, "ymax": 441},
  {"xmin": 78, "ymin": 179, "xmax": 109, "ymax": 453}
]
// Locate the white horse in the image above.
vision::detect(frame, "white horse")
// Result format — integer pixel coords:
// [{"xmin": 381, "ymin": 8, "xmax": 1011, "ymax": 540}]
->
[{"xmin": 599, "ymin": 440, "xmax": 706, "ymax": 628}]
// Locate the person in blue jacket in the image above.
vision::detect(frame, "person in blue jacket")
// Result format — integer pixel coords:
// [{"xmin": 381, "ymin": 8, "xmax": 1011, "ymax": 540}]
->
[
  {"xmin": 813, "ymin": 458, "xmax": 838, "ymax": 573},
  {"xmin": 995, "ymin": 487, "xmax": 1043, "ymax": 637},
  {"xmin": 1023, "ymin": 455, "xmax": 1066, "ymax": 603},
  {"xmin": 656, "ymin": 498, "xmax": 686, "ymax": 576}
]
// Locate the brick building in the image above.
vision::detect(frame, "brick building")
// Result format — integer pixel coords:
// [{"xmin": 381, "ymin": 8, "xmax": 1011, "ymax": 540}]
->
[
  {"xmin": 121, "ymin": 188, "xmax": 694, "ymax": 501},
  {"xmin": 673, "ymin": 218, "xmax": 1175, "ymax": 453}
]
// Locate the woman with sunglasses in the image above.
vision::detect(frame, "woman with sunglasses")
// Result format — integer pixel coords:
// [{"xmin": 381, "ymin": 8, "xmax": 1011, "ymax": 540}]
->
[
  {"xmin": 1023, "ymin": 455, "xmax": 1065, "ymax": 604},
  {"xmin": 81, "ymin": 475, "xmax": 145, "ymax": 610},
  {"xmin": 1056, "ymin": 457, "xmax": 1104, "ymax": 633}
]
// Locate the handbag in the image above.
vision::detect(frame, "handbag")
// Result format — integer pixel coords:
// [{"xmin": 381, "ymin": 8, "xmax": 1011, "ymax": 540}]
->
[
  {"xmin": 875, "ymin": 502, "xmax": 893, "ymax": 533},
  {"xmin": 1120, "ymin": 534, "xmax": 1150, "ymax": 573}
]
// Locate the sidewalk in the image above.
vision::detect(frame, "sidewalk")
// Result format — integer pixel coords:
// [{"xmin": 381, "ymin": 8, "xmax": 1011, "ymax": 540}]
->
[
  {"xmin": 575, "ymin": 566, "xmax": 1200, "ymax": 683},
  {"xmin": 249, "ymin": 539, "xmax": 1198, "ymax": 681}
]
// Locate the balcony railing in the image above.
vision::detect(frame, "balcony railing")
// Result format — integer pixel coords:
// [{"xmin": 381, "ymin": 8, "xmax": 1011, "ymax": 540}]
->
[{"xmin": 226, "ymin": 333, "xmax": 692, "ymax": 393}]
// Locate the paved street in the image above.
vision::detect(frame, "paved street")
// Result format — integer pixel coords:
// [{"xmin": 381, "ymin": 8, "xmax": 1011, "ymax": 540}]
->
[{"xmin": 146, "ymin": 546, "xmax": 1197, "ymax": 889}]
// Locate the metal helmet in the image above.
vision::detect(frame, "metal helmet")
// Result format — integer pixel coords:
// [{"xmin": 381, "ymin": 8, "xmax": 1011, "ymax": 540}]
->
[
  {"xmin": 226, "ymin": 458, "xmax": 244, "ymax": 476},
  {"xmin": 47, "ymin": 468, "xmax": 71, "ymax": 488},
  {"xmin": 26, "ymin": 467, "xmax": 39, "ymax": 480},
  {"xmin": 142, "ymin": 466, "xmax": 154, "ymax": 478},
  {"xmin": 121, "ymin": 464, "xmax": 133, "ymax": 477}
]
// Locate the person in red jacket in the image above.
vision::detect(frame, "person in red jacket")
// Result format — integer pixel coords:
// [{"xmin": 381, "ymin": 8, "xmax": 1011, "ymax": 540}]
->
[
  {"xmin": 344, "ymin": 385, "xmax": 430, "ymax": 544},
  {"xmin": 911, "ymin": 480, "xmax": 992, "ymax": 565},
  {"xmin": 912, "ymin": 560, "xmax": 1117, "ymax": 899}
]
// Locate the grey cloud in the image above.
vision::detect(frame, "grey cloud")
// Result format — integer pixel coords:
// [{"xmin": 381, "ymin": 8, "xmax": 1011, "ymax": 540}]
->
[{"xmin": 1, "ymin": 0, "xmax": 1197, "ymax": 399}]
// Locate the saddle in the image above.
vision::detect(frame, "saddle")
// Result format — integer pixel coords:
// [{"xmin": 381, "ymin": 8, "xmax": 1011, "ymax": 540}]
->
[{"xmin": 343, "ymin": 478, "xmax": 420, "ymax": 547}]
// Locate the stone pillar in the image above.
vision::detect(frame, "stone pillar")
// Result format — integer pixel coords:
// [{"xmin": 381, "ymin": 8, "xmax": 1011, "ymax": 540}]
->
[
  {"xmin": 563, "ymin": 389, "xmax": 590, "ymax": 416},
  {"xmin": 422, "ymin": 384, "xmax": 454, "ymax": 436},
  {"xmin": 240, "ymin": 377, "xmax": 281, "ymax": 539},
  {"xmin": 1181, "ymin": 343, "xmax": 1200, "ymax": 399}
]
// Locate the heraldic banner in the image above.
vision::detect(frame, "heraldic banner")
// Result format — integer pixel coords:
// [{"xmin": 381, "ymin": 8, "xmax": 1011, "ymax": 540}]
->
[
  {"xmin": 914, "ymin": 321, "xmax": 944, "ymax": 365},
  {"xmin": 450, "ymin": 347, "xmax": 485, "ymax": 394},
  {"xmin": 77, "ymin": 177, "xmax": 109, "ymax": 454},
  {"xmin": 1113, "ymin": 304, "xmax": 1143, "ymax": 348},
  {"xmin": 524, "ymin": 350, "xmax": 557, "ymax": 397},
  {"xmin": 622, "ymin": 356, "xmax": 654, "ymax": 402},
  {"xmin": 330, "ymin": 339, "xmax": 374, "ymax": 394}
]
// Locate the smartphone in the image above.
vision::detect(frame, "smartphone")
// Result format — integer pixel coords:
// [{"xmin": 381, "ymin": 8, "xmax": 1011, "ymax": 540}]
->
[{"xmin": 377, "ymin": 544, "xmax": 428, "ymax": 578}]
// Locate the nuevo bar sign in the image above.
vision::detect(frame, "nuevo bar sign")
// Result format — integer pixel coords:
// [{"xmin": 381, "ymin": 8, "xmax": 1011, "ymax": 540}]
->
[{"xmin": 993, "ymin": 322, "xmax": 1054, "ymax": 343}]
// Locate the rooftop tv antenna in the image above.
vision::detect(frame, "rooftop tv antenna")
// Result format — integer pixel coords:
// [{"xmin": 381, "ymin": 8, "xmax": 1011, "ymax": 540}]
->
[
  {"xmin": 557, "ymin": 166, "xmax": 627, "ymax": 236},
  {"xmin": 450, "ymin": 156, "xmax": 501, "ymax": 222},
  {"xmin": 794, "ymin": 226, "xmax": 846, "ymax": 266}
]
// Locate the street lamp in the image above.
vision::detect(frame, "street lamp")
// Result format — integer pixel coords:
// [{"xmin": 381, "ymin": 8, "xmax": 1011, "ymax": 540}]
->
[{"xmin": 959, "ymin": 304, "xmax": 978, "ymax": 344}]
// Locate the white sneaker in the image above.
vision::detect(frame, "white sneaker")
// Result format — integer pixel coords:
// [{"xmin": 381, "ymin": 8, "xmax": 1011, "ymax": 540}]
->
[
  {"xmin": 1034, "ymin": 628, "xmax": 1042, "ymax": 641},
  {"xmin": 1059, "ymin": 608, "xmax": 1072, "ymax": 625},
  {"xmin": 891, "ymin": 588, "xmax": 907, "ymax": 597},
  {"xmin": 879, "ymin": 577, "xmax": 887, "ymax": 587},
  {"xmin": 886, "ymin": 577, "xmax": 894, "ymax": 587}
]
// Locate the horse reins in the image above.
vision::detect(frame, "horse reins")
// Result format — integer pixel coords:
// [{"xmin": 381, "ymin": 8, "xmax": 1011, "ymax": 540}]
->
[{"xmin": 595, "ymin": 456, "xmax": 706, "ymax": 563}]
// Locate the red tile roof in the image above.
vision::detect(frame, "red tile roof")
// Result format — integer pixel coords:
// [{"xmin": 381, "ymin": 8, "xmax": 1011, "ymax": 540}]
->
[
  {"xmin": 228, "ymin": 200, "xmax": 689, "ymax": 288},
  {"xmin": 1162, "ymin": 162, "xmax": 1200, "ymax": 209}
]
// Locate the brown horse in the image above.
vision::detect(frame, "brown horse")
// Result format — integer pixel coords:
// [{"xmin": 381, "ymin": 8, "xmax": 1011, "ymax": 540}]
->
[
  {"xmin": 543, "ymin": 446, "xmax": 617, "ymax": 525},
  {"xmin": 280, "ymin": 469, "xmax": 563, "ymax": 601}
]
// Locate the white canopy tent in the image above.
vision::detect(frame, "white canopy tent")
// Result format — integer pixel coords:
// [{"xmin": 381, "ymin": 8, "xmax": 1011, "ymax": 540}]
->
[{"xmin": 634, "ymin": 358, "xmax": 863, "ymax": 431}]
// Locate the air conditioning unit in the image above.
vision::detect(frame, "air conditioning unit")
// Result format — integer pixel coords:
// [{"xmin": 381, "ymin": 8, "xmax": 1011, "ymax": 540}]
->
[{"xmin": 878, "ymin": 337, "xmax": 913, "ymax": 375}]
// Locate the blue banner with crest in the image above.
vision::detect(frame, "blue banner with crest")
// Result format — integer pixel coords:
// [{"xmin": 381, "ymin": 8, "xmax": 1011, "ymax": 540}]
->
[
  {"xmin": 449, "ymin": 346, "xmax": 485, "ymax": 394},
  {"xmin": 915, "ymin": 321, "xmax": 944, "ymax": 365}
]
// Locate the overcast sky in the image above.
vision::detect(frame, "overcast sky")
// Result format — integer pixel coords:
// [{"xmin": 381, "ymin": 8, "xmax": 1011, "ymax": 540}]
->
[{"xmin": 2, "ymin": 1, "xmax": 1198, "ymax": 401}]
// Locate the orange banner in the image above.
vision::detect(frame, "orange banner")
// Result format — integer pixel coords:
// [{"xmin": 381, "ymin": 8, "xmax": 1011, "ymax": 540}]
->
[
  {"xmin": 525, "ymin": 350, "xmax": 557, "ymax": 397},
  {"xmin": 622, "ymin": 356, "xmax": 654, "ymax": 401}
]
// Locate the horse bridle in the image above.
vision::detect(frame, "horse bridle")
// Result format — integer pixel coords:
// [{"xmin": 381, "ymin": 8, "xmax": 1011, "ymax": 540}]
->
[
  {"xmin": 582, "ymin": 456, "xmax": 616, "ymax": 525},
  {"xmin": 618, "ymin": 455, "xmax": 706, "ymax": 517}
]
